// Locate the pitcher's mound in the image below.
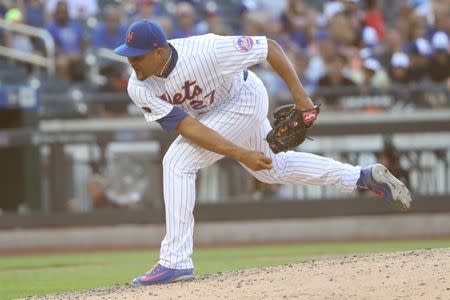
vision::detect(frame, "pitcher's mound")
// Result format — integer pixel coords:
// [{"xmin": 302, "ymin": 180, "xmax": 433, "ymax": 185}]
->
[{"xmin": 29, "ymin": 248, "xmax": 450, "ymax": 300}]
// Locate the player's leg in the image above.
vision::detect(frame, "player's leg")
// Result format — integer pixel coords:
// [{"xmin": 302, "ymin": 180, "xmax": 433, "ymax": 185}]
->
[
  {"xmin": 240, "ymin": 119, "xmax": 360, "ymax": 191},
  {"xmin": 240, "ymin": 119, "xmax": 412, "ymax": 208}
]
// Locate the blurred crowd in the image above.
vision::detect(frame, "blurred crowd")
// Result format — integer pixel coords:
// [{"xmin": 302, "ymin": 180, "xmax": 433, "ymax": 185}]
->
[
  {"xmin": 1, "ymin": 0, "xmax": 447, "ymax": 210},
  {"xmin": 0, "ymin": 0, "xmax": 448, "ymax": 110}
]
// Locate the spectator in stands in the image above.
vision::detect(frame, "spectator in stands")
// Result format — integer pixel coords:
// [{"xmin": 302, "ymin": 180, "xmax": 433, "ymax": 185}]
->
[
  {"xmin": 279, "ymin": 0, "xmax": 309, "ymax": 49},
  {"xmin": 240, "ymin": 11, "xmax": 265, "ymax": 36},
  {"xmin": 46, "ymin": 0, "xmax": 86, "ymax": 81},
  {"xmin": 0, "ymin": 1, "xmax": 5, "ymax": 45},
  {"xmin": 429, "ymin": 31, "xmax": 449, "ymax": 84},
  {"xmin": 17, "ymin": 0, "xmax": 46, "ymax": 28},
  {"xmin": 124, "ymin": 0, "xmax": 165, "ymax": 24},
  {"xmin": 358, "ymin": 57, "xmax": 390, "ymax": 89},
  {"xmin": 301, "ymin": 8, "xmax": 320, "ymax": 51},
  {"xmin": 318, "ymin": 53, "xmax": 357, "ymax": 107},
  {"xmin": 4, "ymin": 8, "xmax": 34, "ymax": 52},
  {"xmin": 341, "ymin": 0, "xmax": 361, "ymax": 34},
  {"xmin": 0, "ymin": 1, "xmax": 7, "ymax": 18},
  {"xmin": 431, "ymin": 3, "xmax": 450, "ymax": 38},
  {"xmin": 234, "ymin": 0, "xmax": 260, "ymax": 35},
  {"xmin": 171, "ymin": 1, "xmax": 205, "ymax": 38},
  {"xmin": 45, "ymin": 0, "xmax": 98, "ymax": 21},
  {"xmin": 153, "ymin": 16, "xmax": 173, "ymax": 38},
  {"xmin": 254, "ymin": 50, "xmax": 292, "ymax": 105},
  {"xmin": 363, "ymin": 0, "xmax": 385, "ymax": 40},
  {"xmin": 388, "ymin": 52, "xmax": 412, "ymax": 106},
  {"xmin": 14, "ymin": 0, "xmax": 47, "ymax": 55},
  {"xmin": 293, "ymin": 50, "xmax": 315, "ymax": 95},
  {"xmin": 327, "ymin": 11, "xmax": 357, "ymax": 51},
  {"xmin": 91, "ymin": 5, "xmax": 126, "ymax": 50},
  {"xmin": 306, "ymin": 37, "xmax": 337, "ymax": 84},
  {"xmin": 389, "ymin": 52, "xmax": 411, "ymax": 84},
  {"xmin": 262, "ymin": 17, "xmax": 292, "ymax": 49},
  {"xmin": 405, "ymin": 37, "xmax": 432, "ymax": 82},
  {"xmin": 238, "ymin": 0, "xmax": 259, "ymax": 16},
  {"xmin": 410, "ymin": 0, "xmax": 445, "ymax": 32},
  {"xmin": 406, "ymin": 14, "xmax": 428, "ymax": 42},
  {"xmin": 356, "ymin": 26, "xmax": 383, "ymax": 63},
  {"xmin": 380, "ymin": 27, "xmax": 405, "ymax": 67},
  {"xmin": 322, "ymin": 0, "xmax": 345, "ymax": 25},
  {"xmin": 361, "ymin": 26, "xmax": 379, "ymax": 49},
  {"xmin": 194, "ymin": 2, "xmax": 231, "ymax": 36},
  {"xmin": 91, "ymin": 5, "xmax": 128, "ymax": 97}
]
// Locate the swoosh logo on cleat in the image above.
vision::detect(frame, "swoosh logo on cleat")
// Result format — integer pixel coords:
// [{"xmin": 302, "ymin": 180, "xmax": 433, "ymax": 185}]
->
[{"xmin": 139, "ymin": 270, "xmax": 170, "ymax": 283}]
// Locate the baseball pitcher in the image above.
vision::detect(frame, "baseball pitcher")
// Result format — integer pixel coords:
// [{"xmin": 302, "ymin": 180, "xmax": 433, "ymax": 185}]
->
[{"xmin": 113, "ymin": 20, "xmax": 412, "ymax": 285}]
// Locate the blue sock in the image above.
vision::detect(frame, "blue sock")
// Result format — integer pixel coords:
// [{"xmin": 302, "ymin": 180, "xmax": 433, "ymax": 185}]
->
[{"xmin": 356, "ymin": 167, "xmax": 372, "ymax": 188}]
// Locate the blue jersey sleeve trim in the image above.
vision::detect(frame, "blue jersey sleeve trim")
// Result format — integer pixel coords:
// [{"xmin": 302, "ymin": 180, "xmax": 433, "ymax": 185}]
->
[{"xmin": 156, "ymin": 106, "xmax": 188, "ymax": 132}]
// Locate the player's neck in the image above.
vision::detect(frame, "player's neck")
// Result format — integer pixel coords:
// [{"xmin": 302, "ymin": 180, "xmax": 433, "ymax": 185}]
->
[{"xmin": 158, "ymin": 47, "xmax": 172, "ymax": 77}]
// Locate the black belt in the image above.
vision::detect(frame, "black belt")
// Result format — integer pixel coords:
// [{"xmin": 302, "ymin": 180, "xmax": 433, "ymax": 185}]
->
[{"xmin": 243, "ymin": 69, "xmax": 248, "ymax": 81}]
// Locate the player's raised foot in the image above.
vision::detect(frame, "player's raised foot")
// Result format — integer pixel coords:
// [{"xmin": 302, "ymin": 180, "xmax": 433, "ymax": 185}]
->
[
  {"xmin": 131, "ymin": 263, "xmax": 195, "ymax": 285},
  {"xmin": 357, "ymin": 163, "xmax": 412, "ymax": 210}
]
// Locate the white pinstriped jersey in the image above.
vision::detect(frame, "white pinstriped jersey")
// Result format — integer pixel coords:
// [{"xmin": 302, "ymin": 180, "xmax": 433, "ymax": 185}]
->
[{"xmin": 127, "ymin": 34, "xmax": 268, "ymax": 122}]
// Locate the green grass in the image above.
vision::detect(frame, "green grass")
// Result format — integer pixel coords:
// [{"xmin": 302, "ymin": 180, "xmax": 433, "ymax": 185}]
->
[{"xmin": 1, "ymin": 240, "xmax": 450, "ymax": 300}]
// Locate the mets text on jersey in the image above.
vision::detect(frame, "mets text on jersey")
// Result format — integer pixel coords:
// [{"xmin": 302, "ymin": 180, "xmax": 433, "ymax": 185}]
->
[{"xmin": 160, "ymin": 80, "xmax": 216, "ymax": 109}]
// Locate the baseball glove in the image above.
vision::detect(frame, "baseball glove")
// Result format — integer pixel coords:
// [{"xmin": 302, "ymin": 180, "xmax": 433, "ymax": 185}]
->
[{"xmin": 266, "ymin": 104, "xmax": 320, "ymax": 154}]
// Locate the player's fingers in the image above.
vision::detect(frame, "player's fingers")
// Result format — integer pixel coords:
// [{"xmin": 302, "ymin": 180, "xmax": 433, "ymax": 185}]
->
[
  {"xmin": 256, "ymin": 152, "xmax": 272, "ymax": 169},
  {"xmin": 261, "ymin": 155, "xmax": 272, "ymax": 164},
  {"xmin": 259, "ymin": 159, "xmax": 273, "ymax": 170}
]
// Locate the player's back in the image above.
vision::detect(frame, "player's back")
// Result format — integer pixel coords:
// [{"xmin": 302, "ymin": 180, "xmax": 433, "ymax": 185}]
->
[{"xmin": 169, "ymin": 34, "xmax": 216, "ymax": 56}]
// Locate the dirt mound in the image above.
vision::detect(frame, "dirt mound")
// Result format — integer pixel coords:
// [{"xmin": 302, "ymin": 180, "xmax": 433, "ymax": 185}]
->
[{"xmin": 25, "ymin": 248, "xmax": 450, "ymax": 300}]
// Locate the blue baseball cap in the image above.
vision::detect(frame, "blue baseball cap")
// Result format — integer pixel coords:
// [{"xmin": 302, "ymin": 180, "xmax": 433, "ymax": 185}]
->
[
  {"xmin": 114, "ymin": 20, "xmax": 167, "ymax": 57},
  {"xmin": 404, "ymin": 38, "xmax": 432, "ymax": 57}
]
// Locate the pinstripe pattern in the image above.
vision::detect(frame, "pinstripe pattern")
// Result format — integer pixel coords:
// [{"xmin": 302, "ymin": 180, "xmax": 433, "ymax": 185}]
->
[
  {"xmin": 125, "ymin": 34, "xmax": 361, "ymax": 269},
  {"xmin": 239, "ymin": 119, "xmax": 361, "ymax": 191},
  {"xmin": 126, "ymin": 34, "xmax": 268, "ymax": 122},
  {"xmin": 160, "ymin": 71, "xmax": 269, "ymax": 269},
  {"xmin": 159, "ymin": 71, "xmax": 361, "ymax": 269}
]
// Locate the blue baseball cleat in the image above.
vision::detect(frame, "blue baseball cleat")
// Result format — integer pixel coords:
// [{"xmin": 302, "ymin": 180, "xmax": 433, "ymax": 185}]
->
[
  {"xmin": 357, "ymin": 163, "xmax": 412, "ymax": 210},
  {"xmin": 131, "ymin": 263, "xmax": 195, "ymax": 285}
]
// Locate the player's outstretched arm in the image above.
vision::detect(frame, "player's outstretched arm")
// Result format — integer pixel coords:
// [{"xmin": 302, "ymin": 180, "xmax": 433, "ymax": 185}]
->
[
  {"xmin": 175, "ymin": 116, "xmax": 273, "ymax": 171},
  {"xmin": 266, "ymin": 39, "xmax": 314, "ymax": 110}
]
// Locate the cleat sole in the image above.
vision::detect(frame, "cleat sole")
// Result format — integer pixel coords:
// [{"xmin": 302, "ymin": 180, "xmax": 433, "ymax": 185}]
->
[{"xmin": 371, "ymin": 164, "xmax": 412, "ymax": 210}]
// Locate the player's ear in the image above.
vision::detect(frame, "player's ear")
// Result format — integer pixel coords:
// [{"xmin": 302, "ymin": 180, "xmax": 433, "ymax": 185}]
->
[{"xmin": 154, "ymin": 47, "xmax": 166, "ymax": 57}]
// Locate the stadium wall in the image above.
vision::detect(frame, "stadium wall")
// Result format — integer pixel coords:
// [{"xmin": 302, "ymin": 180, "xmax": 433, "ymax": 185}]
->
[{"xmin": 1, "ymin": 213, "xmax": 450, "ymax": 252}]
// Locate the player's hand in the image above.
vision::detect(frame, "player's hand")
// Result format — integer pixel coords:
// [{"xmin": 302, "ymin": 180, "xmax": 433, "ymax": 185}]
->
[{"xmin": 239, "ymin": 150, "xmax": 273, "ymax": 171}]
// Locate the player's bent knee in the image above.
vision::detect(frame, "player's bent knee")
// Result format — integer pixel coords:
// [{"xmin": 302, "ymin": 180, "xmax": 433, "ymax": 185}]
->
[
  {"xmin": 252, "ymin": 169, "xmax": 285, "ymax": 185},
  {"xmin": 162, "ymin": 151, "xmax": 181, "ymax": 173},
  {"xmin": 162, "ymin": 151, "xmax": 196, "ymax": 176}
]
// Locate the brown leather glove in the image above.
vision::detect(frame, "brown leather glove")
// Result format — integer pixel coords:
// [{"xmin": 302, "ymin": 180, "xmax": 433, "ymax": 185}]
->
[{"xmin": 266, "ymin": 104, "xmax": 320, "ymax": 154}]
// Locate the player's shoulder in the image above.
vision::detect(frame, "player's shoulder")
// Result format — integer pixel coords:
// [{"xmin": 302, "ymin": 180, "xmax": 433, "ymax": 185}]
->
[
  {"xmin": 169, "ymin": 33, "xmax": 217, "ymax": 44},
  {"xmin": 127, "ymin": 72, "xmax": 159, "ymax": 96},
  {"xmin": 127, "ymin": 71, "xmax": 144, "ymax": 89},
  {"xmin": 169, "ymin": 33, "xmax": 218, "ymax": 53}
]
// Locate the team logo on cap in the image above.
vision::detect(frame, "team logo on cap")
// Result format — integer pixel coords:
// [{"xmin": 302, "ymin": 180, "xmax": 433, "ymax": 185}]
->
[
  {"xmin": 233, "ymin": 36, "xmax": 254, "ymax": 52},
  {"xmin": 127, "ymin": 31, "xmax": 134, "ymax": 43}
]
